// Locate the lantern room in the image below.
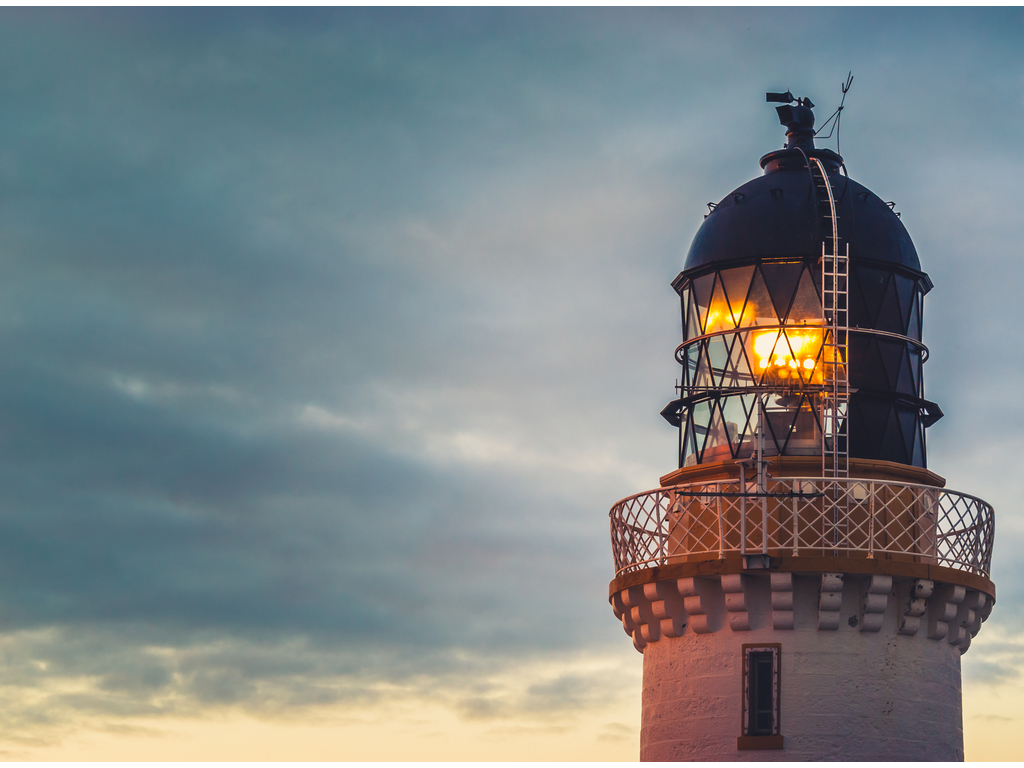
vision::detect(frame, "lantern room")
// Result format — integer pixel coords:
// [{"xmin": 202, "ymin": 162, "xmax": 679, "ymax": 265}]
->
[{"xmin": 661, "ymin": 101, "xmax": 940, "ymax": 470}]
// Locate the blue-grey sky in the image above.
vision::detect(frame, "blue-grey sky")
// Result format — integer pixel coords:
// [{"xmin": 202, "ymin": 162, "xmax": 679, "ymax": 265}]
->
[{"xmin": 0, "ymin": 7, "xmax": 1021, "ymax": 759}]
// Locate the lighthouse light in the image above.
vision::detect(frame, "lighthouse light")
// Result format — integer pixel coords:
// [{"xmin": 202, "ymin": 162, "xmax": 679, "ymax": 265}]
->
[{"xmin": 751, "ymin": 328, "xmax": 824, "ymax": 385}]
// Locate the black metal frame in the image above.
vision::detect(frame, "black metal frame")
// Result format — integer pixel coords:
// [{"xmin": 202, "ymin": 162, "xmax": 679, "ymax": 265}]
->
[{"xmin": 666, "ymin": 256, "xmax": 936, "ymax": 468}]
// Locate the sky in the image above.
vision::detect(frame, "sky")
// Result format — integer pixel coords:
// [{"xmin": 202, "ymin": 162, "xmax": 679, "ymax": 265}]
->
[{"xmin": 0, "ymin": 6, "xmax": 1021, "ymax": 761}]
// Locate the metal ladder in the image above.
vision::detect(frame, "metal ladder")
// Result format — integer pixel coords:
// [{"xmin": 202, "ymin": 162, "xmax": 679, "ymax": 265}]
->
[{"xmin": 810, "ymin": 157, "xmax": 849, "ymax": 550}]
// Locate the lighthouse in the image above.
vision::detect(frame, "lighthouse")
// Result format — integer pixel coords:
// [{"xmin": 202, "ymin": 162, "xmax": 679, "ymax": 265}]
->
[{"xmin": 608, "ymin": 90, "xmax": 995, "ymax": 761}]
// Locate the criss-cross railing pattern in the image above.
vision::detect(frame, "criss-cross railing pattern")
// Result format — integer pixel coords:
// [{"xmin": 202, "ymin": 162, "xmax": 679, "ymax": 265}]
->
[{"xmin": 610, "ymin": 477, "xmax": 993, "ymax": 579}]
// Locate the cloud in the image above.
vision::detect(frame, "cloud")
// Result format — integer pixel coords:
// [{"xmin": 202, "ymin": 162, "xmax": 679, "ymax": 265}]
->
[
  {"xmin": 597, "ymin": 721, "xmax": 633, "ymax": 743},
  {"xmin": 0, "ymin": 625, "xmax": 639, "ymax": 750},
  {"xmin": 972, "ymin": 714, "xmax": 1014, "ymax": 723}
]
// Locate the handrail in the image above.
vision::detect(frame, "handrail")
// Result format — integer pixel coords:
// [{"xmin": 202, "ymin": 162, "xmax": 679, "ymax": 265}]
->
[
  {"xmin": 609, "ymin": 476, "xmax": 994, "ymax": 580},
  {"xmin": 675, "ymin": 325, "xmax": 929, "ymax": 367}
]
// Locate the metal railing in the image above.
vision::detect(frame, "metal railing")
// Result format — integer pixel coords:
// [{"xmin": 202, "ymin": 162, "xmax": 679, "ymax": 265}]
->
[{"xmin": 609, "ymin": 476, "xmax": 994, "ymax": 579}]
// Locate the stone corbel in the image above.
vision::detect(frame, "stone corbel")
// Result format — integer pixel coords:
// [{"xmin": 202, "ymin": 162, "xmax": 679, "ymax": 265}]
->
[
  {"xmin": 898, "ymin": 578, "xmax": 933, "ymax": 636},
  {"xmin": 644, "ymin": 580, "xmax": 687, "ymax": 639},
  {"xmin": 678, "ymin": 577, "xmax": 712, "ymax": 634},
  {"xmin": 770, "ymin": 572, "xmax": 794, "ymax": 630},
  {"xmin": 952, "ymin": 590, "xmax": 985, "ymax": 652},
  {"xmin": 721, "ymin": 573, "xmax": 749, "ymax": 631},
  {"xmin": 860, "ymin": 574, "xmax": 893, "ymax": 632},
  {"xmin": 927, "ymin": 583, "xmax": 966, "ymax": 641},
  {"xmin": 617, "ymin": 585, "xmax": 656, "ymax": 651},
  {"xmin": 819, "ymin": 573, "xmax": 843, "ymax": 630}
]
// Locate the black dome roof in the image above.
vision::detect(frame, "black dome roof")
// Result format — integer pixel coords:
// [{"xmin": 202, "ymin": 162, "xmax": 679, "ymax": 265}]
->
[{"xmin": 683, "ymin": 148, "xmax": 922, "ymax": 275}]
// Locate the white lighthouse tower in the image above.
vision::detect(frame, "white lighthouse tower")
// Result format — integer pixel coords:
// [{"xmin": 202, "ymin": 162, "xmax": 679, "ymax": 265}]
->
[{"xmin": 608, "ymin": 90, "xmax": 995, "ymax": 761}]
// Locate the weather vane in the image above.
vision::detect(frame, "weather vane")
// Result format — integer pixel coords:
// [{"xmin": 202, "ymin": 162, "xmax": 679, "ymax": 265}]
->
[{"xmin": 765, "ymin": 72, "xmax": 854, "ymax": 154}]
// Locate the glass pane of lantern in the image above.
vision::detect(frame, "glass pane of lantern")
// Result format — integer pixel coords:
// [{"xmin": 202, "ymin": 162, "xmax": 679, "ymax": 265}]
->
[
  {"xmin": 776, "ymin": 333, "xmax": 803, "ymax": 387},
  {"xmin": 912, "ymin": 423, "xmax": 925, "ymax": 466},
  {"xmin": 882, "ymin": 404, "xmax": 908, "ymax": 464},
  {"xmin": 810, "ymin": 267, "xmax": 823, "ymax": 299},
  {"xmin": 692, "ymin": 399, "xmax": 712, "ymax": 460},
  {"xmin": 770, "ymin": 401, "xmax": 796, "ymax": 454},
  {"xmin": 893, "ymin": 275, "xmax": 916, "ymax": 335},
  {"xmin": 906, "ymin": 294, "xmax": 921, "ymax": 339},
  {"xmin": 724, "ymin": 333, "xmax": 755, "ymax": 388},
  {"xmin": 787, "ymin": 327, "xmax": 824, "ymax": 386},
  {"xmin": 705, "ymin": 273, "xmax": 733, "ymax": 334},
  {"xmin": 691, "ymin": 272, "xmax": 715, "ymax": 334},
  {"xmin": 679, "ymin": 284, "xmax": 691, "ymax": 339},
  {"xmin": 750, "ymin": 329, "xmax": 783, "ymax": 386},
  {"xmin": 705, "ymin": 401, "xmax": 732, "ymax": 462},
  {"xmin": 807, "ymin": 393, "xmax": 824, "ymax": 434},
  {"xmin": 788, "ymin": 394, "xmax": 821, "ymax": 455},
  {"xmin": 875, "ymin": 274, "xmax": 904, "ymax": 334},
  {"xmin": 707, "ymin": 335, "xmax": 730, "ymax": 387},
  {"xmin": 682, "ymin": 414, "xmax": 698, "ymax": 467},
  {"xmin": 723, "ymin": 394, "xmax": 755, "ymax": 457},
  {"xmin": 787, "ymin": 267, "xmax": 823, "ymax": 324},
  {"xmin": 854, "ymin": 266, "xmax": 890, "ymax": 328},
  {"xmin": 684, "ymin": 343, "xmax": 701, "ymax": 389},
  {"xmin": 827, "ymin": 328, "xmax": 849, "ymax": 381},
  {"xmin": 803, "ymin": 331, "xmax": 828, "ymax": 387},
  {"xmin": 877, "ymin": 338, "xmax": 904, "ymax": 391},
  {"xmin": 693, "ymin": 342, "xmax": 714, "ymax": 390},
  {"xmin": 854, "ymin": 336, "xmax": 889, "ymax": 391},
  {"xmin": 743, "ymin": 268, "xmax": 777, "ymax": 327},
  {"xmin": 719, "ymin": 265, "xmax": 755, "ymax": 328},
  {"xmin": 846, "ymin": 400, "xmax": 867, "ymax": 458},
  {"xmin": 761, "ymin": 398, "xmax": 796, "ymax": 456},
  {"xmin": 748, "ymin": 327, "xmax": 822, "ymax": 387},
  {"xmin": 847, "ymin": 265, "xmax": 870, "ymax": 329},
  {"xmin": 742, "ymin": 394, "xmax": 760, "ymax": 455},
  {"xmin": 719, "ymin": 336, "xmax": 740, "ymax": 389},
  {"xmin": 686, "ymin": 292, "xmax": 703, "ymax": 340},
  {"xmin": 896, "ymin": 405, "xmax": 918, "ymax": 465},
  {"xmin": 896, "ymin": 344, "xmax": 916, "ymax": 396},
  {"xmin": 908, "ymin": 347, "xmax": 922, "ymax": 395},
  {"xmin": 759, "ymin": 262, "xmax": 802, "ymax": 321},
  {"xmin": 855, "ymin": 397, "xmax": 888, "ymax": 457}
]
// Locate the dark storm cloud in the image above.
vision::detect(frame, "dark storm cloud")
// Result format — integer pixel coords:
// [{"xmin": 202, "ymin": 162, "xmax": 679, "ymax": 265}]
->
[
  {"xmin": 0, "ymin": 6, "xmax": 1017, "ymax": 745},
  {"xmin": 0, "ymin": 9, "xmax": 655, "ymax": 713},
  {"xmin": 0, "ymin": 357, "xmax": 614, "ymax": 650}
]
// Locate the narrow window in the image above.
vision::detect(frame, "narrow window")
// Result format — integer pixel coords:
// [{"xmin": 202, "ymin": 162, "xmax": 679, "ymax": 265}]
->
[
  {"xmin": 747, "ymin": 650, "xmax": 775, "ymax": 735},
  {"xmin": 738, "ymin": 644, "xmax": 783, "ymax": 750}
]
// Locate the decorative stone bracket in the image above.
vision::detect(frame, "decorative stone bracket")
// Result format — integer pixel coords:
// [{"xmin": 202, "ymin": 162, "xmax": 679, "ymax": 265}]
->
[{"xmin": 610, "ymin": 570, "xmax": 991, "ymax": 654}]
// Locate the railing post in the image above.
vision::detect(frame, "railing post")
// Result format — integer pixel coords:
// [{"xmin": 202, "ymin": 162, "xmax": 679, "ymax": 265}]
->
[
  {"xmin": 739, "ymin": 466, "xmax": 747, "ymax": 556},
  {"xmin": 610, "ymin": 513, "xmax": 618, "ymax": 573},
  {"xmin": 761, "ymin": 493, "xmax": 768, "ymax": 555},
  {"xmin": 914, "ymin": 487, "xmax": 925, "ymax": 558},
  {"xmin": 659, "ymin": 491, "xmax": 668, "ymax": 564},
  {"xmin": 791, "ymin": 482, "xmax": 799, "ymax": 557},
  {"xmin": 868, "ymin": 481, "xmax": 875, "ymax": 559},
  {"xmin": 970, "ymin": 500, "xmax": 978, "ymax": 572},
  {"xmin": 717, "ymin": 484, "xmax": 724, "ymax": 559}
]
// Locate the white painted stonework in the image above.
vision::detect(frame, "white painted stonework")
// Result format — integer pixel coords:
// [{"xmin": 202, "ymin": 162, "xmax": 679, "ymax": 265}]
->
[{"xmin": 610, "ymin": 570, "xmax": 993, "ymax": 761}]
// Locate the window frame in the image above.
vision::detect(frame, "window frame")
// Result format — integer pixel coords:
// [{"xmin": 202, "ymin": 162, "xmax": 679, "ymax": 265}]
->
[{"xmin": 738, "ymin": 643, "xmax": 783, "ymax": 750}]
